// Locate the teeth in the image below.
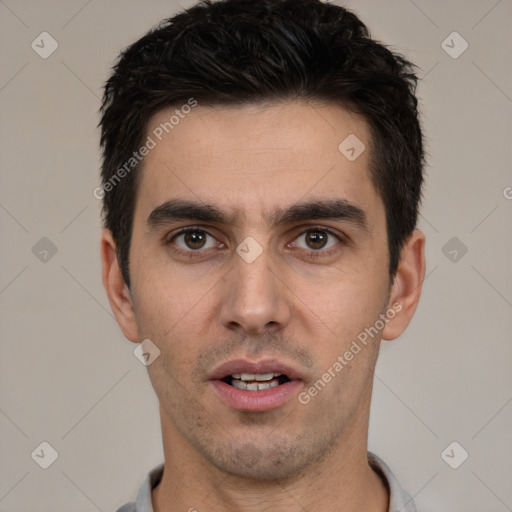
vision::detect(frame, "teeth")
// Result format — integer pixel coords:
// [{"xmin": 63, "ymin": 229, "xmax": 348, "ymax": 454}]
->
[
  {"xmin": 256, "ymin": 380, "xmax": 280, "ymax": 390},
  {"xmin": 235, "ymin": 373, "xmax": 282, "ymax": 381},
  {"xmin": 231, "ymin": 378, "xmax": 281, "ymax": 391},
  {"xmin": 227, "ymin": 372, "xmax": 286, "ymax": 391},
  {"xmin": 254, "ymin": 373, "xmax": 276, "ymax": 381}
]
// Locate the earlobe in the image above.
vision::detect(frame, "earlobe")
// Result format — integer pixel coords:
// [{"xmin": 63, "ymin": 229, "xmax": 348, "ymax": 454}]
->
[
  {"xmin": 100, "ymin": 229, "xmax": 140, "ymax": 343},
  {"xmin": 382, "ymin": 229, "xmax": 426, "ymax": 341}
]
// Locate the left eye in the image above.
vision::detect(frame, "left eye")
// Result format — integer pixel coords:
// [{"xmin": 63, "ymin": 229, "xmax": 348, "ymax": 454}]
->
[{"xmin": 292, "ymin": 229, "xmax": 340, "ymax": 251}]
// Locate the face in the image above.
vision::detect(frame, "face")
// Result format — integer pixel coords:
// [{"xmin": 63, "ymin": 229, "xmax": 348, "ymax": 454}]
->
[{"xmin": 109, "ymin": 101, "xmax": 406, "ymax": 480}]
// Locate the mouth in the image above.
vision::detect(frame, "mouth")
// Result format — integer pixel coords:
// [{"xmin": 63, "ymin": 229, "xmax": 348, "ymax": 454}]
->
[
  {"xmin": 221, "ymin": 373, "xmax": 291, "ymax": 391},
  {"xmin": 208, "ymin": 359, "xmax": 303, "ymax": 412}
]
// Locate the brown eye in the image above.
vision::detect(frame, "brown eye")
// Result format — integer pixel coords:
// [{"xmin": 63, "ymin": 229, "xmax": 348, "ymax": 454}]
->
[
  {"xmin": 169, "ymin": 228, "xmax": 218, "ymax": 253},
  {"xmin": 289, "ymin": 227, "xmax": 346, "ymax": 261},
  {"xmin": 294, "ymin": 228, "xmax": 339, "ymax": 253},
  {"xmin": 183, "ymin": 230, "xmax": 207, "ymax": 250},
  {"xmin": 304, "ymin": 230, "xmax": 329, "ymax": 250}
]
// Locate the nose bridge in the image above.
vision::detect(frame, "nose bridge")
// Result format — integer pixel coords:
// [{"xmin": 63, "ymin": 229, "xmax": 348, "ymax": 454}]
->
[
  {"xmin": 220, "ymin": 238, "xmax": 290, "ymax": 333},
  {"xmin": 237, "ymin": 246, "xmax": 274, "ymax": 297}
]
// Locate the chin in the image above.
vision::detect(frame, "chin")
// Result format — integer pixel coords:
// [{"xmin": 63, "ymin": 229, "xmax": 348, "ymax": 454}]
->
[{"xmin": 205, "ymin": 437, "xmax": 330, "ymax": 481}]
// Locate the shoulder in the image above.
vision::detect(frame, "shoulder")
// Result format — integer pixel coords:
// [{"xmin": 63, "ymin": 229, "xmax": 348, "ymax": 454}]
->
[
  {"xmin": 368, "ymin": 451, "xmax": 417, "ymax": 512},
  {"xmin": 115, "ymin": 503, "xmax": 136, "ymax": 512},
  {"xmin": 114, "ymin": 463, "xmax": 164, "ymax": 512}
]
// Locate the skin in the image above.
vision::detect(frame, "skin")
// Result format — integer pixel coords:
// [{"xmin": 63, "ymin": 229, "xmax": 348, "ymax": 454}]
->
[{"xmin": 101, "ymin": 101, "xmax": 426, "ymax": 512}]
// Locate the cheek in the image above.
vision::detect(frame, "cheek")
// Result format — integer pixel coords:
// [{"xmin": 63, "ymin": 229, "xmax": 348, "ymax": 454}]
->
[
  {"xmin": 130, "ymin": 253, "xmax": 206, "ymax": 335},
  {"xmin": 295, "ymin": 271, "xmax": 388, "ymax": 344}
]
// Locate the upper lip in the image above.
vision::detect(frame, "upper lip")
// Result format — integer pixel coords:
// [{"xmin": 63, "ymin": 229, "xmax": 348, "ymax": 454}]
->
[{"xmin": 208, "ymin": 358, "xmax": 304, "ymax": 381}]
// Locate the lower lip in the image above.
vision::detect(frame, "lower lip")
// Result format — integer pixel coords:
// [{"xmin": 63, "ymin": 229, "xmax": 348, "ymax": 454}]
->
[{"xmin": 210, "ymin": 379, "xmax": 303, "ymax": 412}]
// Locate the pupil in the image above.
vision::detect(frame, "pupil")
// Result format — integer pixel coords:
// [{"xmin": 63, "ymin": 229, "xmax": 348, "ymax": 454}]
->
[
  {"xmin": 307, "ymin": 231, "xmax": 327, "ymax": 249},
  {"xmin": 185, "ymin": 231, "xmax": 205, "ymax": 249}
]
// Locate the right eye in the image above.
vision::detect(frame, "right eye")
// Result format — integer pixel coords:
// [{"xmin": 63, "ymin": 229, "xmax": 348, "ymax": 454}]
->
[{"xmin": 166, "ymin": 227, "xmax": 224, "ymax": 257}]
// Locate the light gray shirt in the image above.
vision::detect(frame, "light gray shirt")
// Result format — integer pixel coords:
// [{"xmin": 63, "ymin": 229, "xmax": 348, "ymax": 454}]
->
[{"xmin": 116, "ymin": 451, "xmax": 417, "ymax": 512}]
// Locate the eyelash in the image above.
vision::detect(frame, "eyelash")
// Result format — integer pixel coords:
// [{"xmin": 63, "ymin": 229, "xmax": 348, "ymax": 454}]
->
[{"xmin": 165, "ymin": 226, "xmax": 345, "ymax": 261}]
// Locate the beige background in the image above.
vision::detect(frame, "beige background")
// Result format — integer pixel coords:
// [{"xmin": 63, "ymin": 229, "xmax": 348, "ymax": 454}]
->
[{"xmin": 1, "ymin": 0, "xmax": 511, "ymax": 511}]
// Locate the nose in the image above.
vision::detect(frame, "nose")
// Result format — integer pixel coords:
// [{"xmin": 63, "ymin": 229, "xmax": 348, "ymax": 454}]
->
[{"xmin": 219, "ymin": 245, "xmax": 291, "ymax": 336}]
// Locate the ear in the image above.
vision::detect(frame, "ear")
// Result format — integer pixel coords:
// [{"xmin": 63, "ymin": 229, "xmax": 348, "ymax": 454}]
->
[
  {"xmin": 100, "ymin": 229, "xmax": 140, "ymax": 343},
  {"xmin": 382, "ymin": 229, "xmax": 426, "ymax": 341}
]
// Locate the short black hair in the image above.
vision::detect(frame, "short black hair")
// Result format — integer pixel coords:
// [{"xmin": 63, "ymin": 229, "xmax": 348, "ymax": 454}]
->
[{"xmin": 99, "ymin": 0, "xmax": 425, "ymax": 288}]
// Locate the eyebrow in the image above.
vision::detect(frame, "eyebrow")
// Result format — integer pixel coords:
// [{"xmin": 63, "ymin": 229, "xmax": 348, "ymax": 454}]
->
[{"xmin": 147, "ymin": 197, "xmax": 369, "ymax": 232}]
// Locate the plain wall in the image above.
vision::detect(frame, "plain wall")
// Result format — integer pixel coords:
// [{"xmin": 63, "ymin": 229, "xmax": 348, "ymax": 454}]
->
[{"xmin": 1, "ymin": 1, "xmax": 511, "ymax": 511}]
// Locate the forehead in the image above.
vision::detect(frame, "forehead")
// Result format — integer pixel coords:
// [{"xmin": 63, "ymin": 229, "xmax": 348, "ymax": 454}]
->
[{"xmin": 136, "ymin": 101, "xmax": 381, "ymax": 228}]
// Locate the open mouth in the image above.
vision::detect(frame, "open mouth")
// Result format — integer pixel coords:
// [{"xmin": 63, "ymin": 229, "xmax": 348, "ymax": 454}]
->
[
  {"xmin": 210, "ymin": 361, "xmax": 302, "ymax": 411},
  {"xmin": 221, "ymin": 373, "xmax": 291, "ymax": 391}
]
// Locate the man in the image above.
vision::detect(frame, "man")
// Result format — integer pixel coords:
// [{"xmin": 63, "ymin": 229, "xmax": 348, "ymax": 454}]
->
[{"xmin": 98, "ymin": 0, "xmax": 426, "ymax": 510}]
